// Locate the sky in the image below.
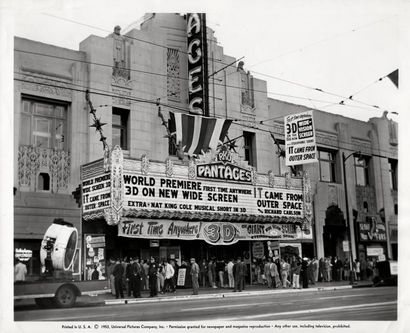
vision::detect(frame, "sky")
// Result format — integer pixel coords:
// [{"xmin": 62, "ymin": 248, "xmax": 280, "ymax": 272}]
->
[{"xmin": 5, "ymin": 0, "xmax": 402, "ymax": 122}]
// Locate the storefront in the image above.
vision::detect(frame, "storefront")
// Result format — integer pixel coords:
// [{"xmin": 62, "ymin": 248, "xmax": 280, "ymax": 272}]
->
[{"xmin": 80, "ymin": 146, "xmax": 313, "ymax": 283}]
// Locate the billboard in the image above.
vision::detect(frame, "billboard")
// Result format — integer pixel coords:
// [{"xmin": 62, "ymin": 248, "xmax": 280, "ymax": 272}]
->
[{"xmin": 285, "ymin": 110, "xmax": 318, "ymax": 166}]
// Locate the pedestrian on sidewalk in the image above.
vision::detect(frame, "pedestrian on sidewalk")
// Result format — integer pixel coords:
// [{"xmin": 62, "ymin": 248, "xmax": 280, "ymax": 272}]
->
[
  {"xmin": 318, "ymin": 258, "xmax": 325, "ymax": 282},
  {"xmin": 280, "ymin": 259, "xmax": 290, "ymax": 288},
  {"xmin": 190, "ymin": 258, "xmax": 200, "ymax": 295},
  {"xmin": 208, "ymin": 259, "xmax": 217, "ymax": 288},
  {"xmin": 121, "ymin": 257, "xmax": 128, "ymax": 292},
  {"xmin": 324, "ymin": 257, "xmax": 331, "ymax": 282},
  {"xmin": 148, "ymin": 257, "xmax": 158, "ymax": 297},
  {"xmin": 157, "ymin": 262, "xmax": 165, "ymax": 294},
  {"xmin": 270, "ymin": 259, "xmax": 281, "ymax": 288},
  {"xmin": 307, "ymin": 258, "xmax": 315, "ymax": 285},
  {"xmin": 107, "ymin": 258, "xmax": 116, "ymax": 296},
  {"xmin": 14, "ymin": 259, "xmax": 27, "ymax": 283},
  {"xmin": 227, "ymin": 258, "xmax": 234, "ymax": 288},
  {"xmin": 112, "ymin": 258, "xmax": 124, "ymax": 299},
  {"xmin": 131, "ymin": 257, "xmax": 142, "ymax": 298},
  {"xmin": 143, "ymin": 259, "xmax": 149, "ymax": 290},
  {"xmin": 170, "ymin": 259, "xmax": 179, "ymax": 291},
  {"xmin": 264, "ymin": 258, "xmax": 273, "ymax": 288},
  {"xmin": 355, "ymin": 259, "xmax": 360, "ymax": 281},
  {"xmin": 233, "ymin": 257, "xmax": 245, "ymax": 292},
  {"xmin": 216, "ymin": 259, "xmax": 225, "ymax": 288},
  {"xmin": 199, "ymin": 259, "xmax": 207, "ymax": 287},
  {"xmin": 125, "ymin": 258, "xmax": 134, "ymax": 296},
  {"xmin": 164, "ymin": 260, "xmax": 175, "ymax": 293},
  {"xmin": 343, "ymin": 258, "xmax": 350, "ymax": 281},
  {"xmin": 292, "ymin": 258, "xmax": 301, "ymax": 289},
  {"xmin": 91, "ymin": 264, "xmax": 100, "ymax": 280},
  {"xmin": 312, "ymin": 257, "xmax": 319, "ymax": 283}
]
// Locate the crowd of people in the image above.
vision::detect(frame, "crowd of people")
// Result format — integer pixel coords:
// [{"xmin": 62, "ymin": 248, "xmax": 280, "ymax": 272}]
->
[
  {"xmin": 104, "ymin": 255, "xmax": 381, "ymax": 298},
  {"xmin": 250, "ymin": 256, "xmax": 379, "ymax": 288},
  {"xmin": 106, "ymin": 257, "xmax": 180, "ymax": 299}
]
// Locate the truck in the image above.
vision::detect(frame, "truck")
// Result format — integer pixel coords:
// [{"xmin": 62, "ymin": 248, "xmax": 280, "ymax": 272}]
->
[{"xmin": 14, "ymin": 219, "xmax": 111, "ymax": 308}]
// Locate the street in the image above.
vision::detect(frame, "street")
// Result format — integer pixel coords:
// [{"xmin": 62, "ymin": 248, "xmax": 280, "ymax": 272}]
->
[{"xmin": 15, "ymin": 286, "xmax": 396, "ymax": 321}]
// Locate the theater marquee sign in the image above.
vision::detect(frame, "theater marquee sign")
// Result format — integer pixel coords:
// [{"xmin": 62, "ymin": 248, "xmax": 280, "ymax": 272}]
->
[{"xmin": 81, "ymin": 146, "xmax": 313, "ymax": 241}]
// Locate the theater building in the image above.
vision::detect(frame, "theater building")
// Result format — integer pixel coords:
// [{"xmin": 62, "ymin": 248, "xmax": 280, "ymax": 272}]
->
[
  {"xmin": 268, "ymin": 99, "xmax": 398, "ymax": 262},
  {"xmin": 14, "ymin": 13, "xmax": 397, "ymax": 280}
]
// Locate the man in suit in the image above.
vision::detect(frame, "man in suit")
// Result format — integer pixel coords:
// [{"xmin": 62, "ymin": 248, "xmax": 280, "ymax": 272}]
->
[
  {"xmin": 131, "ymin": 257, "xmax": 142, "ymax": 298},
  {"xmin": 112, "ymin": 258, "xmax": 124, "ymax": 299},
  {"xmin": 233, "ymin": 257, "xmax": 245, "ymax": 292},
  {"xmin": 148, "ymin": 257, "xmax": 158, "ymax": 297}
]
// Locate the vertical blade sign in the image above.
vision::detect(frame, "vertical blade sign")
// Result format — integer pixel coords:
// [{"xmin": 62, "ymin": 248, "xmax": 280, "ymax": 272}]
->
[{"xmin": 187, "ymin": 13, "xmax": 209, "ymax": 116}]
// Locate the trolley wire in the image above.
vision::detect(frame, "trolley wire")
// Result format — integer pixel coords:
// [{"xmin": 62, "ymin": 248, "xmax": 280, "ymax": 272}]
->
[{"xmin": 14, "ymin": 75, "xmax": 398, "ymax": 159}]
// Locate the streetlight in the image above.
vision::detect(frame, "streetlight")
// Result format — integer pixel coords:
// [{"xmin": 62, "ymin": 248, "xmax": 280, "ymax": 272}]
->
[{"xmin": 342, "ymin": 151, "xmax": 361, "ymax": 285}]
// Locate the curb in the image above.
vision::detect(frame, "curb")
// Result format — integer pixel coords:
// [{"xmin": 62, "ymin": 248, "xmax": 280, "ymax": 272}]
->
[{"xmin": 104, "ymin": 285, "xmax": 356, "ymax": 306}]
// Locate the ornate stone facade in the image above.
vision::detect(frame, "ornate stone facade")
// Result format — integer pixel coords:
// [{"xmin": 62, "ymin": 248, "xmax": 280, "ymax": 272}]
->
[
  {"xmin": 112, "ymin": 87, "xmax": 131, "ymax": 107},
  {"xmin": 20, "ymin": 72, "xmax": 71, "ymax": 99},
  {"xmin": 167, "ymin": 48, "xmax": 181, "ymax": 101},
  {"xmin": 18, "ymin": 145, "xmax": 70, "ymax": 193}
]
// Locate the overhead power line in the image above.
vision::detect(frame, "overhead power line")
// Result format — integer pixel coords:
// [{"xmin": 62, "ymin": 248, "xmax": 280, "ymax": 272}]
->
[
  {"xmin": 14, "ymin": 50, "xmax": 391, "ymax": 116},
  {"xmin": 41, "ymin": 12, "xmax": 396, "ymax": 115},
  {"xmin": 247, "ymin": 15, "xmax": 396, "ymax": 68},
  {"xmin": 14, "ymin": 75, "xmax": 397, "ymax": 158}
]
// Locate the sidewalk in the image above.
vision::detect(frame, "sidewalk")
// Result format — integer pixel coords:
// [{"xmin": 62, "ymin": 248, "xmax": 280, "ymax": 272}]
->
[
  {"xmin": 95, "ymin": 280, "xmax": 373, "ymax": 306},
  {"xmin": 14, "ymin": 280, "xmax": 373, "ymax": 309}
]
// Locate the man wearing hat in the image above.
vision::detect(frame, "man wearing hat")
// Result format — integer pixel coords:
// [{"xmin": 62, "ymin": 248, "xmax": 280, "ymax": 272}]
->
[
  {"xmin": 131, "ymin": 257, "xmax": 142, "ymax": 298},
  {"xmin": 148, "ymin": 257, "xmax": 158, "ymax": 297},
  {"xmin": 190, "ymin": 258, "xmax": 200, "ymax": 295}
]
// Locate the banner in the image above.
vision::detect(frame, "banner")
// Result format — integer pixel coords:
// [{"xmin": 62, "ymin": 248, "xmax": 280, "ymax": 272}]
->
[
  {"xmin": 118, "ymin": 219, "xmax": 305, "ymax": 245},
  {"xmin": 285, "ymin": 111, "xmax": 318, "ymax": 166}
]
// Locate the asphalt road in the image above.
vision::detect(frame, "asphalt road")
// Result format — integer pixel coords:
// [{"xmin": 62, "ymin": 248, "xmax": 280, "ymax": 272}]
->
[{"xmin": 14, "ymin": 286, "xmax": 397, "ymax": 321}]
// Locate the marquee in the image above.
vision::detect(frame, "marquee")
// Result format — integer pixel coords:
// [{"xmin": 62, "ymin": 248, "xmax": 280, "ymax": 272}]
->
[{"xmin": 81, "ymin": 146, "xmax": 313, "ymax": 240}]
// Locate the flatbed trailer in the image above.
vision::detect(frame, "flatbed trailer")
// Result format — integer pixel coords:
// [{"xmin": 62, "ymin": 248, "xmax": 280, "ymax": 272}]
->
[{"xmin": 14, "ymin": 279, "xmax": 111, "ymax": 308}]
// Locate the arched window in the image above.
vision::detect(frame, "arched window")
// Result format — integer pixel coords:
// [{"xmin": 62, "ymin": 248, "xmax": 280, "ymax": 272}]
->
[
  {"xmin": 363, "ymin": 201, "xmax": 368, "ymax": 213},
  {"xmin": 38, "ymin": 173, "xmax": 50, "ymax": 191}
]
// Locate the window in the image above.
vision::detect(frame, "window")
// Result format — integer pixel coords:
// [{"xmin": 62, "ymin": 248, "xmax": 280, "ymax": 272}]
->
[
  {"xmin": 38, "ymin": 173, "xmax": 50, "ymax": 191},
  {"xmin": 243, "ymin": 131, "xmax": 256, "ymax": 167},
  {"xmin": 112, "ymin": 108, "xmax": 129, "ymax": 150},
  {"xmin": 354, "ymin": 155, "xmax": 370, "ymax": 186},
  {"xmin": 21, "ymin": 98, "xmax": 67, "ymax": 150},
  {"xmin": 388, "ymin": 159, "xmax": 398, "ymax": 191},
  {"xmin": 318, "ymin": 149, "xmax": 336, "ymax": 182}
]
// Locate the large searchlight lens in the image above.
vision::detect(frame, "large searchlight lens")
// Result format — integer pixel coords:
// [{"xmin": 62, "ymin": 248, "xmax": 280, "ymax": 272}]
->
[{"xmin": 40, "ymin": 219, "xmax": 78, "ymax": 271}]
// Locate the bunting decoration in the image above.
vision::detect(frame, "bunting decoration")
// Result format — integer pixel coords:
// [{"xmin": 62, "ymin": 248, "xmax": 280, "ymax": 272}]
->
[
  {"xmin": 169, "ymin": 112, "xmax": 232, "ymax": 157},
  {"xmin": 387, "ymin": 69, "xmax": 398, "ymax": 88}
]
